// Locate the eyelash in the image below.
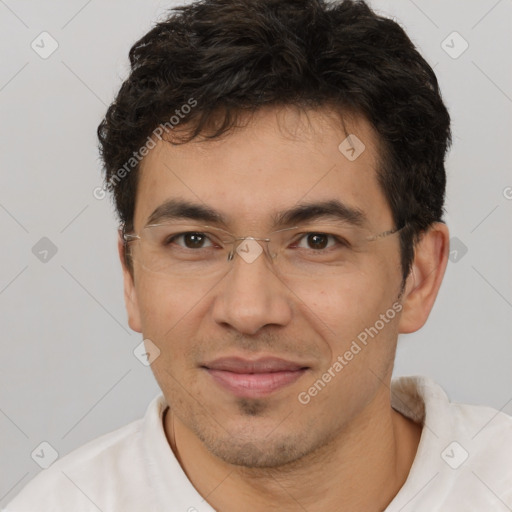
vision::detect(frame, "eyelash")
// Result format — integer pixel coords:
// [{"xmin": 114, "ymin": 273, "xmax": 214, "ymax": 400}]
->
[
  {"xmin": 165, "ymin": 232, "xmax": 350, "ymax": 250},
  {"xmin": 293, "ymin": 233, "xmax": 350, "ymax": 250},
  {"xmin": 165, "ymin": 232, "xmax": 215, "ymax": 247}
]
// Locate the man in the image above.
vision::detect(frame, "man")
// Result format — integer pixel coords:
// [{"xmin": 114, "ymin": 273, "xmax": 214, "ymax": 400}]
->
[{"xmin": 5, "ymin": 0, "xmax": 512, "ymax": 510}]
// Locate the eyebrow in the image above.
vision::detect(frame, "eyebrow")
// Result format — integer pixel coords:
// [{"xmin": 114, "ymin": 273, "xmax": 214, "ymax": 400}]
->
[
  {"xmin": 146, "ymin": 199, "xmax": 225, "ymax": 227},
  {"xmin": 272, "ymin": 199, "xmax": 367, "ymax": 228},
  {"xmin": 145, "ymin": 198, "xmax": 367, "ymax": 229}
]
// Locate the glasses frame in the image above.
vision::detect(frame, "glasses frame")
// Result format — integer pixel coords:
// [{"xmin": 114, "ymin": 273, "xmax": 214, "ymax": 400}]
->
[{"xmin": 121, "ymin": 222, "xmax": 406, "ymax": 268}]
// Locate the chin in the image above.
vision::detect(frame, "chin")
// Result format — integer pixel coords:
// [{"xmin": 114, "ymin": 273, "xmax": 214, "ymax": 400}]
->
[
  {"xmin": 198, "ymin": 430, "xmax": 312, "ymax": 469},
  {"xmin": 215, "ymin": 444, "xmax": 299, "ymax": 468}
]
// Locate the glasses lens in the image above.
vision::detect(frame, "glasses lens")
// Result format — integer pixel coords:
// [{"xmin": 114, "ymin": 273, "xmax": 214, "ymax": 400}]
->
[
  {"xmin": 127, "ymin": 222, "xmax": 399, "ymax": 278},
  {"xmin": 267, "ymin": 224, "xmax": 375, "ymax": 277},
  {"xmin": 130, "ymin": 224, "xmax": 232, "ymax": 277}
]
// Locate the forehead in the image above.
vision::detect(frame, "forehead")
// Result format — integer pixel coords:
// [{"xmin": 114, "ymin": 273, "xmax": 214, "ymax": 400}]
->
[{"xmin": 134, "ymin": 106, "xmax": 393, "ymax": 231}]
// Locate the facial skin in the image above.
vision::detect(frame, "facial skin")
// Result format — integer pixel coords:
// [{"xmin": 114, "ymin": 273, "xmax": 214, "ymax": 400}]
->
[{"xmin": 119, "ymin": 106, "xmax": 449, "ymax": 511}]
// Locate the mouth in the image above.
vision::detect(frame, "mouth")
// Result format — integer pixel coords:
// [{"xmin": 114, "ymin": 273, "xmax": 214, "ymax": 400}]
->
[{"xmin": 201, "ymin": 357, "xmax": 310, "ymax": 398}]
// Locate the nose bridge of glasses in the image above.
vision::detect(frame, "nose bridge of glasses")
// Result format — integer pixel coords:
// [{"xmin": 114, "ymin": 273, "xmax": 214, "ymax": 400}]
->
[
  {"xmin": 228, "ymin": 236, "xmax": 273, "ymax": 264},
  {"xmin": 226, "ymin": 226, "xmax": 300, "ymax": 264}
]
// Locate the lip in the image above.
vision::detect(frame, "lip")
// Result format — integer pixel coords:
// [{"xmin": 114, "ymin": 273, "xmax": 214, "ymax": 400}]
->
[{"xmin": 202, "ymin": 357, "xmax": 310, "ymax": 398}]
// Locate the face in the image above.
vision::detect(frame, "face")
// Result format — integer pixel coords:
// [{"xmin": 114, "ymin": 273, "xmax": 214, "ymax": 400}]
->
[{"xmin": 123, "ymin": 106, "xmax": 407, "ymax": 467}]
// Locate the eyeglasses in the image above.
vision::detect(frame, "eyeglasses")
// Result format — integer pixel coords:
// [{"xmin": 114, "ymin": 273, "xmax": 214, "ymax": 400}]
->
[{"xmin": 122, "ymin": 221, "xmax": 405, "ymax": 279}]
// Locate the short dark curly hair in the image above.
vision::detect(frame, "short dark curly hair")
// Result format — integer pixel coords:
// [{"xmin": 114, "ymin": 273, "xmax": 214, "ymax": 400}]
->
[{"xmin": 97, "ymin": 0, "xmax": 451, "ymax": 282}]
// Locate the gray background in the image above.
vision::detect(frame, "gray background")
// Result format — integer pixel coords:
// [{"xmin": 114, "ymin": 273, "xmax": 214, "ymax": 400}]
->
[{"xmin": 1, "ymin": 0, "xmax": 511, "ymax": 505}]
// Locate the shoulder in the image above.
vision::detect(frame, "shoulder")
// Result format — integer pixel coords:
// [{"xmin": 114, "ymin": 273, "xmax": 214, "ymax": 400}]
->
[
  {"xmin": 444, "ymin": 392, "xmax": 512, "ymax": 471},
  {"xmin": 389, "ymin": 376, "xmax": 512, "ymax": 510},
  {"xmin": 432, "ymin": 398, "xmax": 512, "ymax": 508},
  {"xmin": 4, "ymin": 395, "xmax": 166, "ymax": 512},
  {"xmin": 393, "ymin": 375, "xmax": 512, "ymax": 461}
]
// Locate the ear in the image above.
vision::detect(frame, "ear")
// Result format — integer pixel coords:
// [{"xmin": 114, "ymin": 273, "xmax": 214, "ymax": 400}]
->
[
  {"xmin": 398, "ymin": 222, "xmax": 449, "ymax": 334},
  {"xmin": 118, "ymin": 231, "xmax": 142, "ymax": 333}
]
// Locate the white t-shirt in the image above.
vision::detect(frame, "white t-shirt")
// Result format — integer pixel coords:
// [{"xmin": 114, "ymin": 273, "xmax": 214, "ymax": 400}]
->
[{"xmin": 4, "ymin": 376, "xmax": 512, "ymax": 511}]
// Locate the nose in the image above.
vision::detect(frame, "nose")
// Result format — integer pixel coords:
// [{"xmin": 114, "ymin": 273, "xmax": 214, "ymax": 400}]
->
[{"xmin": 211, "ymin": 240, "xmax": 293, "ymax": 335}]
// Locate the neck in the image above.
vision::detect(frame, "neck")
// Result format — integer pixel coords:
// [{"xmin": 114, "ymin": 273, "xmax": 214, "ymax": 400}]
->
[{"xmin": 164, "ymin": 387, "xmax": 422, "ymax": 512}]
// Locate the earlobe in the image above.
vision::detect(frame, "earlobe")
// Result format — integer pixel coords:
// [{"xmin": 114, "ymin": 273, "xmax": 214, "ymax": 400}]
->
[
  {"xmin": 398, "ymin": 223, "xmax": 449, "ymax": 334},
  {"xmin": 117, "ymin": 233, "xmax": 143, "ymax": 333}
]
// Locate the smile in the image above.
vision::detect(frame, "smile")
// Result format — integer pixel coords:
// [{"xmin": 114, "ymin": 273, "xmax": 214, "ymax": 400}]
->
[{"xmin": 202, "ymin": 357, "xmax": 310, "ymax": 398}]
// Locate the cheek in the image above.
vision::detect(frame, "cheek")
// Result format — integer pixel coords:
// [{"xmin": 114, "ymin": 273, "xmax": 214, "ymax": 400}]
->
[
  {"xmin": 301, "ymin": 264, "xmax": 400, "ymax": 355},
  {"xmin": 135, "ymin": 273, "xmax": 212, "ymax": 340},
  {"xmin": 298, "ymin": 267, "xmax": 382, "ymax": 319},
  {"xmin": 134, "ymin": 276, "xmax": 211, "ymax": 388}
]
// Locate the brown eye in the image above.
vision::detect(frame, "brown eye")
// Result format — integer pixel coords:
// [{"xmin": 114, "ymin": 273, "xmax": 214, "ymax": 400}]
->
[
  {"xmin": 169, "ymin": 232, "xmax": 213, "ymax": 249},
  {"xmin": 306, "ymin": 234, "xmax": 329, "ymax": 250},
  {"xmin": 293, "ymin": 232, "xmax": 348, "ymax": 252},
  {"xmin": 184, "ymin": 233, "xmax": 207, "ymax": 248}
]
